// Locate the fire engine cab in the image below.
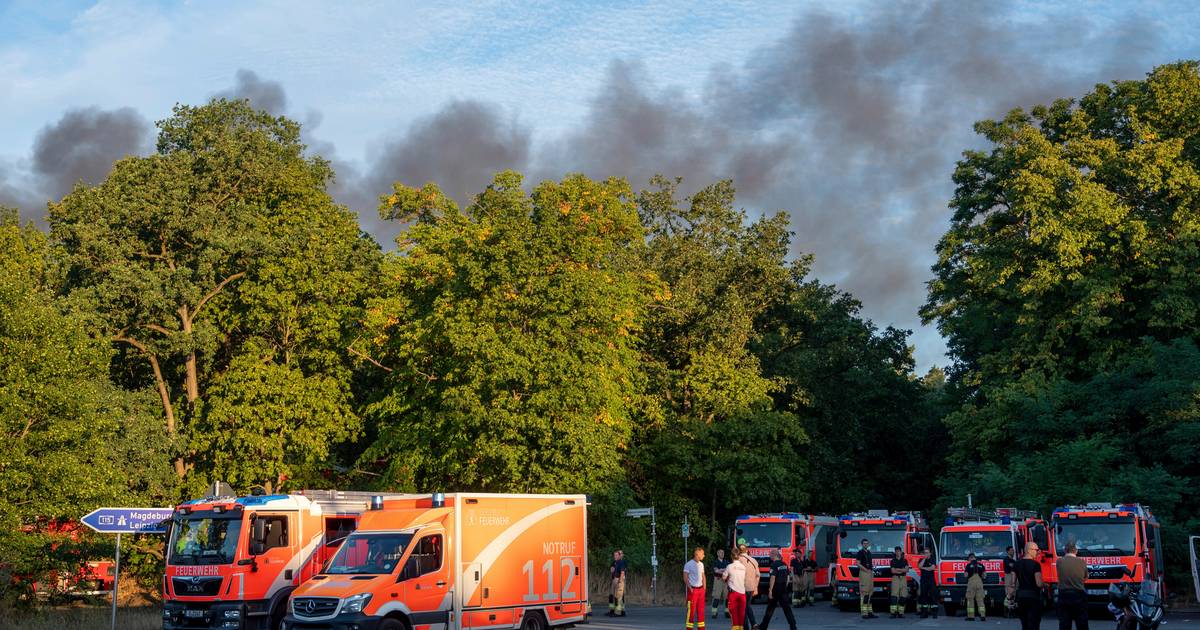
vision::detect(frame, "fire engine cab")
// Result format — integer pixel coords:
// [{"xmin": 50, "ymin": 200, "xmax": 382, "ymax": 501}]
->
[
  {"xmin": 162, "ymin": 489, "xmax": 409, "ymax": 630},
  {"xmin": 733, "ymin": 513, "xmax": 839, "ymax": 599},
  {"xmin": 936, "ymin": 507, "xmax": 1041, "ymax": 617},
  {"xmin": 833, "ymin": 511, "xmax": 934, "ymax": 612},
  {"xmin": 1048, "ymin": 503, "xmax": 1164, "ymax": 604}
]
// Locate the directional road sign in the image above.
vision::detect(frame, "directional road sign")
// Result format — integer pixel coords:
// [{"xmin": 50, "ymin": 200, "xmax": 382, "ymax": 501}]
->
[
  {"xmin": 81, "ymin": 507, "xmax": 174, "ymax": 534},
  {"xmin": 625, "ymin": 507, "xmax": 655, "ymax": 518}
]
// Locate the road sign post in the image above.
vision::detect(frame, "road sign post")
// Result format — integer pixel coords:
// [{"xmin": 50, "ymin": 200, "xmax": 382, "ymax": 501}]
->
[
  {"xmin": 625, "ymin": 506, "xmax": 658, "ymax": 605},
  {"xmin": 682, "ymin": 516, "xmax": 689, "ymax": 566},
  {"xmin": 82, "ymin": 507, "xmax": 173, "ymax": 630}
]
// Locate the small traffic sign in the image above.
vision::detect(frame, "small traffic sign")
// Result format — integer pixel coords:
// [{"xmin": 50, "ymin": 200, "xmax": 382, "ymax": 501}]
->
[
  {"xmin": 82, "ymin": 508, "xmax": 173, "ymax": 534},
  {"xmin": 682, "ymin": 521, "xmax": 690, "ymax": 538}
]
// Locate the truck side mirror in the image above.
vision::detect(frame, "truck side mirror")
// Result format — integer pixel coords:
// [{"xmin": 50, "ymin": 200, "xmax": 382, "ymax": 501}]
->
[
  {"xmin": 838, "ymin": 529, "xmax": 847, "ymax": 539},
  {"xmin": 250, "ymin": 515, "xmax": 266, "ymax": 555}
]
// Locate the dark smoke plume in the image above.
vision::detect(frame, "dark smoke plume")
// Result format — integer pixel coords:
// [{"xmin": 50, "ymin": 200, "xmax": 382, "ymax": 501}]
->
[
  {"xmin": 2, "ymin": 107, "xmax": 151, "ymax": 222},
  {"xmin": 534, "ymin": 0, "xmax": 1166, "ymax": 364},
  {"xmin": 31, "ymin": 106, "xmax": 150, "ymax": 201},
  {"xmin": 333, "ymin": 99, "xmax": 531, "ymax": 243},
  {"xmin": 216, "ymin": 69, "xmax": 288, "ymax": 115}
]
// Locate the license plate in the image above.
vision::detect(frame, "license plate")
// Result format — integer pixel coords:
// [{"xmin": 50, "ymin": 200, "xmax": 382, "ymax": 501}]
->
[
  {"xmin": 184, "ymin": 610, "xmax": 205, "ymax": 618},
  {"xmin": 1086, "ymin": 589, "xmax": 1106, "ymax": 596},
  {"xmin": 876, "ymin": 587, "xmax": 887, "ymax": 592}
]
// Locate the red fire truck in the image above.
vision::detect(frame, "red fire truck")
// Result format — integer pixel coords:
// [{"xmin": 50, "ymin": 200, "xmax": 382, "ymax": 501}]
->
[
  {"xmin": 733, "ymin": 513, "xmax": 839, "ymax": 599},
  {"xmin": 9, "ymin": 519, "xmax": 115, "ymax": 599},
  {"xmin": 161, "ymin": 489, "xmax": 413, "ymax": 630},
  {"xmin": 1048, "ymin": 503, "xmax": 1164, "ymax": 604},
  {"xmin": 936, "ymin": 507, "xmax": 1041, "ymax": 617},
  {"xmin": 833, "ymin": 511, "xmax": 935, "ymax": 612}
]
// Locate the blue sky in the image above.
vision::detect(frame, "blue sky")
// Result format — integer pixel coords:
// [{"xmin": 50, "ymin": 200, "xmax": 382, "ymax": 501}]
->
[{"xmin": 3, "ymin": 0, "xmax": 1199, "ymax": 371}]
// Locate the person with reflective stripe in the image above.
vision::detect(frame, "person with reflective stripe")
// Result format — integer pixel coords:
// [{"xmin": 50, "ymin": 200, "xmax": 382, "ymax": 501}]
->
[
  {"xmin": 608, "ymin": 549, "xmax": 627, "ymax": 617},
  {"xmin": 712, "ymin": 548, "xmax": 730, "ymax": 617},
  {"xmin": 964, "ymin": 552, "xmax": 987, "ymax": 621},
  {"xmin": 726, "ymin": 546, "xmax": 749, "ymax": 630},
  {"xmin": 856, "ymin": 539, "xmax": 877, "ymax": 619},
  {"xmin": 684, "ymin": 547, "xmax": 706, "ymax": 630},
  {"xmin": 889, "ymin": 546, "xmax": 910, "ymax": 618}
]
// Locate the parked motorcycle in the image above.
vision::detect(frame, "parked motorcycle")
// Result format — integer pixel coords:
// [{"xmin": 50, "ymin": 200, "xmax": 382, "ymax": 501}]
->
[{"xmin": 1107, "ymin": 580, "xmax": 1165, "ymax": 630}]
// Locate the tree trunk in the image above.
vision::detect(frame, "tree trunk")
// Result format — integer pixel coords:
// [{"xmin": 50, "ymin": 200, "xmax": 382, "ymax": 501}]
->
[{"xmin": 180, "ymin": 306, "xmax": 199, "ymax": 404}]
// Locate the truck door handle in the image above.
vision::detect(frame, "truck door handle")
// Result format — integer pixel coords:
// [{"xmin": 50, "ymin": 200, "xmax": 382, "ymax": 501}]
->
[{"xmin": 437, "ymin": 581, "xmax": 446, "ymax": 587}]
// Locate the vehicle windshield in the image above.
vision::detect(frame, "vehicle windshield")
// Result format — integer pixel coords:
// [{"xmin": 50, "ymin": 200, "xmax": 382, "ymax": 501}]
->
[
  {"xmin": 168, "ymin": 516, "xmax": 243, "ymax": 565},
  {"xmin": 1055, "ymin": 520, "xmax": 1136, "ymax": 556},
  {"xmin": 326, "ymin": 532, "xmax": 413, "ymax": 574},
  {"xmin": 940, "ymin": 531, "xmax": 1013, "ymax": 559},
  {"xmin": 841, "ymin": 527, "xmax": 905, "ymax": 557},
  {"xmin": 1134, "ymin": 580, "xmax": 1162, "ymax": 606},
  {"xmin": 737, "ymin": 523, "xmax": 792, "ymax": 548}
]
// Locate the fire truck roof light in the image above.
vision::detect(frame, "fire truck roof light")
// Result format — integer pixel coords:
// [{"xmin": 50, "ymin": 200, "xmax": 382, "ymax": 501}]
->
[
  {"xmin": 432, "ymin": 492, "xmax": 445, "ymax": 508},
  {"xmin": 370, "ymin": 496, "xmax": 383, "ymax": 510}
]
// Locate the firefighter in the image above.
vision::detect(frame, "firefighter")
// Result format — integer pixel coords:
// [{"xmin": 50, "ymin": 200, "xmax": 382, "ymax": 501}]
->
[
  {"xmin": 757, "ymin": 548, "xmax": 797, "ymax": 630},
  {"xmin": 964, "ymin": 551, "xmax": 987, "ymax": 622},
  {"xmin": 684, "ymin": 547, "xmax": 706, "ymax": 630},
  {"xmin": 918, "ymin": 551, "xmax": 938, "ymax": 618},
  {"xmin": 799, "ymin": 554, "xmax": 818, "ymax": 606},
  {"xmin": 712, "ymin": 548, "xmax": 730, "ymax": 618},
  {"xmin": 789, "ymin": 550, "xmax": 803, "ymax": 606},
  {"xmin": 888, "ymin": 546, "xmax": 910, "ymax": 618},
  {"xmin": 855, "ymin": 538, "xmax": 877, "ymax": 619},
  {"xmin": 608, "ymin": 549, "xmax": 627, "ymax": 617},
  {"xmin": 1003, "ymin": 545, "xmax": 1018, "ymax": 617}
]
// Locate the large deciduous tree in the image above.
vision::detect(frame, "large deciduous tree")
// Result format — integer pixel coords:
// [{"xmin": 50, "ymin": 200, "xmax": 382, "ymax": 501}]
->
[
  {"xmin": 923, "ymin": 62, "xmax": 1200, "ymax": 578},
  {"xmin": 49, "ymin": 100, "xmax": 378, "ymax": 491},
  {"xmin": 0, "ymin": 210, "xmax": 169, "ymax": 600},
  {"xmin": 357, "ymin": 172, "xmax": 655, "ymax": 493}
]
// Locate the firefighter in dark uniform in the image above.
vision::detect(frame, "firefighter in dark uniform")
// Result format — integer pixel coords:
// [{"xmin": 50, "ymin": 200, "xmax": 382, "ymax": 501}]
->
[
  {"xmin": 918, "ymin": 552, "xmax": 938, "ymax": 618},
  {"xmin": 789, "ymin": 551, "xmax": 804, "ymax": 606},
  {"xmin": 712, "ymin": 548, "xmax": 730, "ymax": 618},
  {"xmin": 888, "ymin": 546, "xmax": 910, "ymax": 618},
  {"xmin": 759, "ymin": 548, "xmax": 797, "ymax": 630},
  {"xmin": 856, "ymin": 539, "xmax": 877, "ymax": 619},
  {"xmin": 964, "ymin": 552, "xmax": 987, "ymax": 621}
]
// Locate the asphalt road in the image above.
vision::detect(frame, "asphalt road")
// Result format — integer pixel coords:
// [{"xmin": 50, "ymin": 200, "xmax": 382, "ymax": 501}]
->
[{"xmin": 586, "ymin": 603, "xmax": 1200, "ymax": 630}]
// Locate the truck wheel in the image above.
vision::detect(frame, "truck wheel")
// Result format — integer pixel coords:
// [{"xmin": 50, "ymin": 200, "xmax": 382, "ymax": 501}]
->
[
  {"xmin": 379, "ymin": 619, "xmax": 408, "ymax": 630},
  {"xmin": 521, "ymin": 611, "xmax": 547, "ymax": 630}
]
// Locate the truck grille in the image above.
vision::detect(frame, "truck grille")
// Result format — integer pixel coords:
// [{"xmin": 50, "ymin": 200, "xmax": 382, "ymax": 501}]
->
[
  {"xmin": 292, "ymin": 597, "xmax": 340, "ymax": 619},
  {"xmin": 171, "ymin": 576, "xmax": 223, "ymax": 597},
  {"xmin": 1087, "ymin": 566, "xmax": 1128, "ymax": 580}
]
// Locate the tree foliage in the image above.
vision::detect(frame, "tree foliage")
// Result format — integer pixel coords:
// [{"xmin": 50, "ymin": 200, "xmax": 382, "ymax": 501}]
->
[
  {"xmin": 925, "ymin": 61, "xmax": 1200, "ymax": 580},
  {"xmin": 357, "ymin": 172, "xmax": 656, "ymax": 493},
  {"xmin": 0, "ymin": 210, "xmax": 170, "ymax": 604},
  {"xmin": 48, "ymin": 100, "xmax": 378, "ymax": 492}
]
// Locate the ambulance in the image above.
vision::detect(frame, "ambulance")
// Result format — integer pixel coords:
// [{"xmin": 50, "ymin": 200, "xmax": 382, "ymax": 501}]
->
[
  {"xmin": 1048, "ymin": 503, "xmax": 1164, "ymax": 604},
  {"xmin": 936, "ymin": 507, "xmax": 1040, "ymax": 617},
  {"xmin": 162, "ymin": 489, "xmax": 405, "ymax": 629},
  {"xmin": 833, "ymin": 511, "xmax": 935, "ymax": 612},
  {"xmin": 283, "ymin": 493, "xmax": 588, "ymax": 630},
  {"xmin": 733, "ymin": 513, "xmax": 839, "ymax": 599}
]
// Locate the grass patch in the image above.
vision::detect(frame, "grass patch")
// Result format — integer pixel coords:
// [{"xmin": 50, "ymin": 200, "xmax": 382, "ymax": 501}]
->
[{"xmin": 0, "ymin": 606, "xmax": 160, "ymax": 630}]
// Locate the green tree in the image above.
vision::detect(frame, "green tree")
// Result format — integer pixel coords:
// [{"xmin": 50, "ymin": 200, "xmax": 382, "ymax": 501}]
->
[
  {"xmin": 924, "ymin": 62, "xmax": 1200, "ymax": 581},
  {"xmin": 756, "ymin": 276, "xmax": 940, "ymax": 513},
  {"xmin": 629, "ymin": 176, "xmax": 808, "ymax": 550},
  {"xmin": 0, "ymin": 210, "xmax": 169, "ymax": 604},
  {"xmin": 357, "ymin": 172, "xmax": 655, "ymax": 493},
  {"xmin": 49, "ymin": 100, "xmax": 377, "ymax": 491}
]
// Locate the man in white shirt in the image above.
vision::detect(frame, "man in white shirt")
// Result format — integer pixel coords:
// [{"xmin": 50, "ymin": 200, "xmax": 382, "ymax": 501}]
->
[{"xmin": 684, "ymin": 547, "xmax": 706, "ymax": 630}]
